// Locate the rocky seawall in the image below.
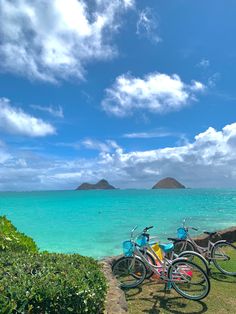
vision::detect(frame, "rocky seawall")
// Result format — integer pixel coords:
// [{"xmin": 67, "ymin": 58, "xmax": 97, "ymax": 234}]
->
[{"xmin": 193, "ymin": 226, "xmax": 236, "ymax": 246}]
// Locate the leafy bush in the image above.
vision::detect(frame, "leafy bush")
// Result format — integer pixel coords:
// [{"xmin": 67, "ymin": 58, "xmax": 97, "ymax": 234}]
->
[
  {"xmin": 0, "ymin": 251, "xmax": 107, "ymax": 313},
  {"xmin": 0, "ymin": 216, "xmax": 38, "ymax": 253}
]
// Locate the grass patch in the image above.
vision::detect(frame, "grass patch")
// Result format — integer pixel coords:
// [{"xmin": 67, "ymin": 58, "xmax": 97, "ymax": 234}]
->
[{"xmin": 126, "ymin": 244, "xmax": 236, "ymax": 314}]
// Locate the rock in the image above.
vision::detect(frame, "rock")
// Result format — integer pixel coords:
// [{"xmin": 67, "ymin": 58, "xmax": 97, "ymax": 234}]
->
[
  {"xmin": 193, "ymin": 226, "xmax": 236, "ymax": 246},
  {"xmin": 152, "ymin": 177, "xmax": 185, "ymax": 189},
  {"xmin": 76, "ymin": 179, "xmax": 116, "ymax": 190}
]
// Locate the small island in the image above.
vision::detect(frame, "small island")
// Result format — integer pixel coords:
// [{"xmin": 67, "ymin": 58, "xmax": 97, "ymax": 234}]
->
[
  {"xmin": 76, "ymin": 179, "xmax": 116, "ymax": 190},
  {"xmin": 152, "ymin": 177, "xmax": 185, "ymax": 189}
]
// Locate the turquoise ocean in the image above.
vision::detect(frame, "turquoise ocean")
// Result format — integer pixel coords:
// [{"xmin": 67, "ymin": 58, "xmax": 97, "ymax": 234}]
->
[{"xmin": 0, "ymin": 189, "xmax": 235, "ymax": 259}]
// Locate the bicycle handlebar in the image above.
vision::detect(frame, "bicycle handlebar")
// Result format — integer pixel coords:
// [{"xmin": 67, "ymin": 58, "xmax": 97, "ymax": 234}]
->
[
  {"xmin": 130, "ymin": 225, "xmax": 154, "ymax": 240},
  {"xmin": 182, "ymin": 219, "xmax": 198, "ymax": 232},
  {"xmin": 143, "ymin": 226, "xmax": 153, "ymax": 233},
  {"xmin": 190, "ymin": 227, "xmax": 199, "ymax": 231}
]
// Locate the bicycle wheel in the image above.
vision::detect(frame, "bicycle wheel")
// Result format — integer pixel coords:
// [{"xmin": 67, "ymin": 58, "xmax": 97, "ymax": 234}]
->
[
  {"xmin": 174, "ymin": 240, "xmax": 195, "ymax": 256},
  {"xmin": 211, "ymin": 241, "xmax": 236, "ymax": 276},
  {"xmin": 178, "ymin": 251, "xmax": 209, "ymax": 274},
  {"xmin": 168, "ymin": 259, "xmax": 210, "ymax": 300},
  {"xmin": 112, "ymin": 256, "xmax": 147, "ymax": 289}
]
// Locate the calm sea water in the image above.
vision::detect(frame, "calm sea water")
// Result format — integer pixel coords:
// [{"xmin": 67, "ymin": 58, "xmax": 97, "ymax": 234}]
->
[{"xmin": 0, "ymin": 189, "xmax": 235, "ymax": 259}]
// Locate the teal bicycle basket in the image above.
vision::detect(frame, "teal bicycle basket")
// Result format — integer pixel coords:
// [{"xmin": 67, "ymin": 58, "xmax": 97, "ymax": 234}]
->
[
  {"xmin": 123, "ymin": 240, "xmax": 134, "ymax": 256},
  {"xmin": 136, "ymin": 235, "xmax": 148, "ymax": 247},
  {"xmin": 177, "ymin": 227, "xmax": 187, "ymax": 240}
]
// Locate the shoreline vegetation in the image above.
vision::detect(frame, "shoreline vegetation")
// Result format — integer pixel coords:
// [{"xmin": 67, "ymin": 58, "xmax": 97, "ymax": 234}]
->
[{"xmin": 0, "ymin": 216, "xmax": 107, "ymax": 313}]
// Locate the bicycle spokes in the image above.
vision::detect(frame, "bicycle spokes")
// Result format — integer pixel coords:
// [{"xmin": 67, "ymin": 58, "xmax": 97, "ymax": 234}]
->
[{"xmin": 169, "ymin": 261, "xmax": 210, "ymax": 300}]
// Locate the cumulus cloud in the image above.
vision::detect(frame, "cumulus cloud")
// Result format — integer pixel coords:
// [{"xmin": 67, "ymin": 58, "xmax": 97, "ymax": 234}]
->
[
  {"xmin": 1, "ymin": 122, "xmax": 236, "ymax": 190},
  {"xmin": 102, "ymin": 72, "xmax": 205, "ymax": 117},
  {"xmin": 30, "ymin": 104, "xmax": 64, "ymax": 118},
  {"xmin": 136, "ymin": 7, "xmax": 161, "ymax": 43},
  {"xmin": 0, "ymin": 0, "xmax": 134, "ymax": 83},
  {"xmin": 0, "ymin": 98, "xmax": 56, "ymax": 137}
]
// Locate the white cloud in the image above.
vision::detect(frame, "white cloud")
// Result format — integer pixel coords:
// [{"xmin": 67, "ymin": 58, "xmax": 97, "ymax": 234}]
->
[
  {"xmin": 0, "ymin": 150, "xmax": 11, "ymax": 164},
  {"xmin": 136, "ymin": 7, "xmax": 161, "ymax": 43},
  {"xmin": 30, "ymin": 104, "xmax": 64, "ymax": 118},
  {"xmin": 102, "ymin": 72, "xmax": 205, "ymax": 117},
  {"xmin": 197, "ymin": 58, "xmax": 210, "ymax": 68},
  {"xmin": 0, "ymin": 98, "xmax": 56, "ymax": 137},
  {"xmin": 82, "ymin": 138, "xmax": 120, "ymax": 153},
  {"xmin": 1, "ymin": 122, "xmax": 236, "ymax": 190},
  {"xmin": 123, "ymin": 129, "xmax": 180, "ymax": 139},
  {"xmin": 208, "ymin": 72, "xmax": 220, "ymax": 88},
  {"xmin": 50, "ymin": 122, "xmax": 236, "ymax": 188},
  {"xmin": 0, "ymin": 140, "xmax": 11, "ymax": 164},
  {"xmin": 0, "ymin": 0, "xmax": 134, "ymax": 82}
]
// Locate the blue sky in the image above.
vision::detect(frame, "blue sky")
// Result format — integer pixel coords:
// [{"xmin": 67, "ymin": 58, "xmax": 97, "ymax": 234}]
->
[{"xmin": 0, "ymin": 0, "xmax": 236, "ymax": 190}]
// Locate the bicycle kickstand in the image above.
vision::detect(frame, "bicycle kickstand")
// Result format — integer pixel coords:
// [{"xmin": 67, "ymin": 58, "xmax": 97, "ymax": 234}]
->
[{"xmin": 164, "ymin": 281, "xmax": 172, "ymax": 294}]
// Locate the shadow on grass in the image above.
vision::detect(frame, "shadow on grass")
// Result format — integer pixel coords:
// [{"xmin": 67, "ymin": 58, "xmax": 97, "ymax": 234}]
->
[
  {"xmin": 210, "ymin": 271, "xmax": 236, "ymax": 283},
  {"xmin": 126, "ymin": 280, "xmax": 208, "ymax": 314},
  {"xmin": 144, "ymin": 296, "xmax": 207, "ymax": 314}
]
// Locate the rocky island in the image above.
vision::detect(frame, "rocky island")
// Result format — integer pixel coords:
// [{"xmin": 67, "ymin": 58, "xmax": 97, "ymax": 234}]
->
[
  {"xmin": 152, "ymin": 177, "xmax": 185, "ymax": 189},
  {"xmin": 76, "ymin": 179, "xmax": 116, "ymax": 190}
]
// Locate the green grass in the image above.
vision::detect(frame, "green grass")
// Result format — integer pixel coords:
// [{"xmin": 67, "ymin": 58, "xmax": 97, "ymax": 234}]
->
[{"xmin": 126, "ymin": 244, "xmax": 236, "ymax": 314}]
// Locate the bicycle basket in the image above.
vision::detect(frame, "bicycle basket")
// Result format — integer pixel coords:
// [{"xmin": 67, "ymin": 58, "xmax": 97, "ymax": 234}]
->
[
  {"xmin": 136, "ymin": 235, "xmax": 148, "ymax": 247},
  {"xmin": 123, "ymin": 240, "xmax": 134, "ymax": 257},
  {"xmin": 177, "ymin": 227, "xmax": 187, "ymax": 240}
]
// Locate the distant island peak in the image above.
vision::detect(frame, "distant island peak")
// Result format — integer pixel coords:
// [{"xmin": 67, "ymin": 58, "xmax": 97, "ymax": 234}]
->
[
  {"xmin": 152, "ymin": 177, "xmax": 185, "ymax": 189},
  {"xmin": 76, "ymin": 179, "xmax": 116, "ymax": 190}
]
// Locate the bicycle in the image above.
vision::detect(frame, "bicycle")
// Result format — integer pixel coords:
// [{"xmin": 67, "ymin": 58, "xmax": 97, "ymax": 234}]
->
[
  {"xmin": 169, "ymin": 219, "xmax": 236, "ymax": 276},
  {"xmin": 112, "ymin": 226, "xmax": 211, "ymax": 301}
]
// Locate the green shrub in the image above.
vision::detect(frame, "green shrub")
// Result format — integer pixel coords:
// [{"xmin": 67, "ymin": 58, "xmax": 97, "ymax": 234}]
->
[
  {"xmin": 0, "ymin": 216, "xmax": 38, "ymax": 253},
  {"xmin": 0, "ymin": 251, "xmax": 107, "ymax": 313}
]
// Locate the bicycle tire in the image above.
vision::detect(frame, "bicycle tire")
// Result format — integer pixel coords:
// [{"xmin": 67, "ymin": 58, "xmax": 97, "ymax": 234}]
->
[
  {"xmin": 168, "ymin": 259, "xmax": 210, "ymax": 301},
  {"xmin": 112, "ymin": 256, "xmax": 147, "ymax": 289},
  {"xmin": 211, "ymin": 241, "xmax": 236, "ymax": 276},
  {"xmin": 173, "ymin": 240, "xmax": 195, "ymax": 256}
]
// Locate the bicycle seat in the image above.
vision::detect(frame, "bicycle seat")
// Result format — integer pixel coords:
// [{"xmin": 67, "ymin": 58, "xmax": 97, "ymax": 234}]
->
[
  {"xmin": 167, "ymin": 237, "xmax": 179, "ymax": 242},
  {"xmin": 159, "ymin": 243, "xmax": 174, "ymax": 253},
  {"xmin": 204, "ymin": 231, "xmax": 217, "ymax": 236}
]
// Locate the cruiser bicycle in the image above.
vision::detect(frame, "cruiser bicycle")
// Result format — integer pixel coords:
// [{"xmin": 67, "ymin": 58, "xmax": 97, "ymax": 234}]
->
[
  {"xmin": 169, "ymin": 220, "xmax": 236, "ymax": 276},
  {"xmin": 112, "ymin": 226, "xmax": 210, "ymax": 301}
]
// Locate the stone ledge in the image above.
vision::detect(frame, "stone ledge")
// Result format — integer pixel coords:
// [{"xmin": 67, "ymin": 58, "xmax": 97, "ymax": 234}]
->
[
  {"xmin": 100, "ymin": 256, "xmax": 128, "ymax": 314},
  {"xmin": 193, "ymin": 226, "xmax": 236, "ymax": 246}
]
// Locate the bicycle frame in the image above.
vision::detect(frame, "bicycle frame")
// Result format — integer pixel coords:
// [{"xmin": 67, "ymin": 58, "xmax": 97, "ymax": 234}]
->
[
  {"xmin": 130, "ymin": 232, "xmax": 195, "ymax": 284},
  {"xmin": 178, "ymin": 223, "xmax": 227, "ymax": 261}
]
